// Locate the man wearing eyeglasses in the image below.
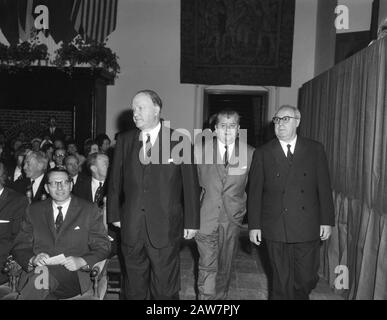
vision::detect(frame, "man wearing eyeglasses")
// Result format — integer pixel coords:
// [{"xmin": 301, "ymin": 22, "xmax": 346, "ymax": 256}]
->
[
  {"xmin": 194, "ymin": 110, "xmax": 255, "ymax": 300},
  {"xmin": 248, "ymin": 105, "xmax": 334, "ymax": 300},
  {"xmin": 11, "ymin": 167, "xmax": 110, "ymax": 299}
]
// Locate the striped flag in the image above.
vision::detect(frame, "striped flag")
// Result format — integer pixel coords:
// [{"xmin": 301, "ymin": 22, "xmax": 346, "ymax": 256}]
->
[{"xmin": 71, "ymin": 0, "xmax": 118, "ymax": 43}]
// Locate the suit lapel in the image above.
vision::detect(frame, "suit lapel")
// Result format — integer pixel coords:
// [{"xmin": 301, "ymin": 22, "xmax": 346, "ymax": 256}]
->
[
  {"xmin": 0, "ymin": 188, "xmax": 9, "ymax": 216},
  {"xmin": 213, "ymin": 139, "xmax": 226, "ymax": 182},
  {"xmin": 56, "ymin": 197, "xmax": 80, "ymax": 238},
  {"xmin": 44, "ymin": 200, "xmax": 56, "ymax": 238}
]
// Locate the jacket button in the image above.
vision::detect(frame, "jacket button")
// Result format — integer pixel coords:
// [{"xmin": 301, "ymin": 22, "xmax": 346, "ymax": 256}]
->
[
  {"xmin": 301, "ymin": 189, "xmax": 304, "ymax": 193},
  {"xmin": 304, "ymin": 172, "xmax": 307, "ymax": 176},
  {"xmin": 284, "ymin": 208, "xmax": 288, "ymax": 212},
  {"xmin": 302, "ymin": 206, "xmax": 305, "ymax": 210},
  {"xmin": 276, "ymin": 173, "xmax": 280, "ymax": 177}
]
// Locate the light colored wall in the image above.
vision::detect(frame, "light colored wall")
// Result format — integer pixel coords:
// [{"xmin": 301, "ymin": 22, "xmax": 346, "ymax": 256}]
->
[
  {"xmin": 106, "ymin": 0, "xmax": 197, "ymax": 139},
  {"xmin": 105, "ymin": 0, "xmax": 327, "ymax": 136},
  {"xmin": 314, "ymin": 0, "xmax": 337, "ymax": 77},
  {"xmin": 379, "ymin": 0, "xmax": 387, "ymax": 24},
  {"xmin": 337, "ymin": 0, "xmax": 373, "ymax": 33},
  {"xmin": 276, "ymin": 0, "xmax": 318, "ymax": 113}
]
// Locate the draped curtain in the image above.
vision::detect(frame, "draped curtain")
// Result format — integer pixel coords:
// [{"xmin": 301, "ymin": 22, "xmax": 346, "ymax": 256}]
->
[{"xmin": 299, "ymin": 38, "xmax": 387, "ymax": 300}]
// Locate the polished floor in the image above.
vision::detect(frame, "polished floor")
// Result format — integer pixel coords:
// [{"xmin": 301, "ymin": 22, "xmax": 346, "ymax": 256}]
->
[{"xmin": 106, "ymin": 228, "xmax": 343, "ymax": 300}]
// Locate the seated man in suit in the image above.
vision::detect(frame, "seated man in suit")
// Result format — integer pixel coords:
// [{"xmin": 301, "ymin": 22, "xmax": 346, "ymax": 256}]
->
[
  {"xmin": 10, "ymin": 167, "xmax": 111, "ymax": 299},
  {"xmin": 0, "ymin": 162, "xmax": 29, "ymax": 285},
  {"xmin": 11, "ymin": 151, "xmax": 49, "ymax": 203},
  {"xmin": 64, "ymin": 155, "xmax": 88, "ymax": 198},
  {"xmin": 42, "ymin": 116, "xmax": 65, "ymax": 143}
]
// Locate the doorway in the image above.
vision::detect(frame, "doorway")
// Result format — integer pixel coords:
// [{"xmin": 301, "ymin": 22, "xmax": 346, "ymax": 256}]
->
[{"xmin": 203, "ymin": 90, "xmax": 268, "ymax": 147}]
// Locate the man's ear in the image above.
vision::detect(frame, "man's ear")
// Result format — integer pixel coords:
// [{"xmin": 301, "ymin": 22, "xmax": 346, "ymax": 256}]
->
[{"xmin": 44, "ymin": 184, "xmax": 49, "ymax": 194}]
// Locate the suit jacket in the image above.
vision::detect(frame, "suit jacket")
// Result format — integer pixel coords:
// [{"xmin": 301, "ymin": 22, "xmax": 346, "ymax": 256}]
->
[
  {"xmin": 107, "ymin": 122, "xmax": 200, "ymax": 248},
  {"xmin": 247, "ymin": 137, "xmax": 335, "ymax": 243},
  {"xmin": 71, "ymin": 173, "xmax": 92, "ymax": 201},
  {"xmin": 12, "ymin": 196, "xmax": 111, "ymax": 294},
  {"xmin": 194, "ymin": 138, "xmax": 255, "ymax": 234},
  {"xmin": 42, "ymin": 127, "xmax": 65, "ymax": 142},
  {"xmin": 0, "ymin": 188, "xmax": 29, "ymax": 284},
  {"xmin": 10, "ymin": 176, "xmax": 48, "ymax": 203}
]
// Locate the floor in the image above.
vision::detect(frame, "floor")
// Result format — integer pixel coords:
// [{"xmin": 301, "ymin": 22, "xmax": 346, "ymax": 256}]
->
[{"xmin": 106, "ymin": 229, "xmax": 343, "ymax": 300}]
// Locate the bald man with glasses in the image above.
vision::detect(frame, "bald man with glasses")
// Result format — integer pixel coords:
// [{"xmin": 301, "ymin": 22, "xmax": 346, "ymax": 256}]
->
[{"xmin": 248, "ymin": 105, "xmax": 334, "ymax": 300}]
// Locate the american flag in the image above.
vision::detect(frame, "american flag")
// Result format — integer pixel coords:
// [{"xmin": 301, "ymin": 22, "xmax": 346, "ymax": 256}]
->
[{"xmin": 71, "ymin": 0, "xmax": 118, "ymax": 43}]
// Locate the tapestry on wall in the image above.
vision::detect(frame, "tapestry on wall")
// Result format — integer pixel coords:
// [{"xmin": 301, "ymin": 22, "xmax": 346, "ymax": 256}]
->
[{"xmin": 181, "ymin": 0, "xmax": 295, "ymax": 86}]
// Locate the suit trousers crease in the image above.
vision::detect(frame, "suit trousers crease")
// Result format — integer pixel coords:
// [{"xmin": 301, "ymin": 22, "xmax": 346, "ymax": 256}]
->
[
  {"xmin": 266, "ymin": 239, "xmax": 320, "ymax": 300},
  {"xmin": 121, "ymin": 212, "xmax": 180, "ymax": 300},
  {"xmin": 195, "ymin": 219, "xmax": 240, "ymax": 300}
]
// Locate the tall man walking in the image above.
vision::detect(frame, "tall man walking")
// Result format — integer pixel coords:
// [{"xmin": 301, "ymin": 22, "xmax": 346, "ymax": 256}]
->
[{"xmin": 107, "ymin": 89, "xmax": 200, "ymax": 300}]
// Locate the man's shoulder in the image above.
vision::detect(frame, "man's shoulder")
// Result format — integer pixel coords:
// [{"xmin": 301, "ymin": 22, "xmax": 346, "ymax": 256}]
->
[
  {"xmin": 116, "ymin": 129, "xmax": 139, "ymax": 141},
  {"xmin": 2, "ymin": 187, "xmax": 28, "ymax": 205},
  {"xmin": 297, "ymin": 136, "xmax": 324, "ymax": 150}
]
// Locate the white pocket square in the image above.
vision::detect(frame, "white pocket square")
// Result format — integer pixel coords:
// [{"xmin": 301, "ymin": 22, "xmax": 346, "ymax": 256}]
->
[
  {"xmin": 241, "ymin": 166, "xmax": 247, "ymax": 169},
  {"xmin": 74, "ymin": 226, "xmax": 80, "ymax": 230},
  {"xmin": 168, "ymin": 158, "xmax": 174, "ymax": 163},
  {"xmin": 0, "ymin": 220, "xmax": 10, "ymax": 223}
]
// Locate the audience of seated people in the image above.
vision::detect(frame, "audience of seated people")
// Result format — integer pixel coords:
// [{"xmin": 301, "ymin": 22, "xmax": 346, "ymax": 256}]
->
[{"xmin": 0, "ymin": 122, "xmax": 114, "ymax": 298}]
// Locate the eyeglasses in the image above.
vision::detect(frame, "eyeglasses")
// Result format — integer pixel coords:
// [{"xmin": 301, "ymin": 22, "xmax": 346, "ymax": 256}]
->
[
  {"xmin": 272, "ymin": 116, "xmax": 299, "ymax": 124},
  {"xmin": 217, "ymin": 123, "xmax": 238, "ymax": 130},
  {"xmin": 47, "ymin": 180, "xmax": 72, "ymax": 188}
]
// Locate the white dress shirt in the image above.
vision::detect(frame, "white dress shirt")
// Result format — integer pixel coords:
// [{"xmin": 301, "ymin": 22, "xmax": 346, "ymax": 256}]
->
[
  {"xmin": 72, "ymin": 174, "xmax": 78, "ymax": 185},
  {"xmin": 279, "ymin": 135, "xmax": 298, "ymax": 157},
  {"xmin": 13, "ymin": 166, "xmax": 22, "ymax": 182},
  {"xmin": 217, "ymin": 140, "xmax": 235, "ymax": 163},
  {"xmin": 31, "ymin": 174, "xmax": 44, "ymax": 197},
  {"xmin": 0, "ymin": 188, "xmax": 4, "ymax": 197},
  {"xmin": 52, "ymin": 197, "xmax": 71, "ymax": 221},
  {"xmin": 141, "ymin": 122, "xmax": 161, "ymax": 156},
  {"xmin": 91, "ymin": 177, "xmax": 105, "ymax": 202}
]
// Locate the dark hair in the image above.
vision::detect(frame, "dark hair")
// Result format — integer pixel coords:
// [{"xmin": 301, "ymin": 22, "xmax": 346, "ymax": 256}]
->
[
  {"xmin": 215, "ymin": 109, "xmax": 240, "ymax": 125},
  {"xmin": 95, "ymin": 133, "xmax": 111, "ymax": 148},
  {"xmin": 135, "ymin": 89, "xmax": 163, "ymax": 109},
  {"xmin": 46, "ymin": 167, "xmax": 70, "ymax": 181},
  {"xmin": 41, "ymin": 143, "xmax": 54, "ymax": 153}
]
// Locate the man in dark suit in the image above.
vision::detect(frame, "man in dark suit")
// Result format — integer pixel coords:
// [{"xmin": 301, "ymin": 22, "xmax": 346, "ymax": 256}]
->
[
  {"xmin": 107, "ymin": 89, "xmax": 200, "ymax": 300},
  {"xmin": 74, "ymin": 152, "xmax": 108, "ymax": 206},
  {"xmin": 42, "ymin": 116, "xmax": 65, "ymax": 142},
  {"xmin": 194, "ymin": 110, "xmax": 255, "ymax": 299},
  {"xmin": 0, "ymin": 162, "xmax": 29, "ymax": 285},
  {"xmin": 11, "ymin": 151, "xmax": 49, "ymax": 203},
  {"xmin": 64, "ymin": 154, "xmax": 88, "ymax": 198},
  {"xmin": 248, "ymin": 105, "xmax": 335, "ymax": 300},
  {"xmin": 11, "ymin": 168, "xmax": 110, "ymax": 299}
]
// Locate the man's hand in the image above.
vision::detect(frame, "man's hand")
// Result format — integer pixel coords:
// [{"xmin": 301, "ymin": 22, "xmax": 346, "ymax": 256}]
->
[
  {"xmin": 62, "ymin": 256, "xmax": 87, "ymax": 271},
  {"xmin": 320, "ymin": 225, "xmax": 332, "ymax": 241},
  {"xmin": 249, "ymin": 229, "xmax": 262, "ymax": 246},
  {"xmin": 112, "ymin": 221, "xmax": 121, "ymax": 228},
  {"xmin": 184, "ymin": 229, "xmax": 198, "ymax": 240},
  {"xmin": 32, "ymin": 253, "xmax": 50, "ymax": 266}
]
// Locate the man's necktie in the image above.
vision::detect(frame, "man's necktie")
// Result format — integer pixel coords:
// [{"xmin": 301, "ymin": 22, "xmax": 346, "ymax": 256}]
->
[
  {"xmin": 55, "ymin": 206, "xmax": 63, "ymax": 232},
  {"xmin": 145, "ymin": 134, "xmax": 152, "ymax": 158},
  {"xmin": 224, "ymin": 145, "xmax": 229, "ymax": 167},
  {"xmin": 94, "ymin": 182, "xmax": 104, "ymax": 206},
  {"xmin": 29, "ymin": 179, "xmax": 35, "ymax": 197},
  {"xmin": 287, "ymin": 144, "xmax": 293, "ymax": 162}
]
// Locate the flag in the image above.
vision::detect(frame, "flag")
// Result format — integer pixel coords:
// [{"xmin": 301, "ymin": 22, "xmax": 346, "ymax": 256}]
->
[
  {"xmin": 0, "ymin": 0, "xmax": 20, "ymax": 45},
  {"xmin": 18, "ymin": 0, "xmax": 35, "ymax": 42},
  {"xmin": 71, "ymin": 0, "xmax": 118, "ymax": 43}
]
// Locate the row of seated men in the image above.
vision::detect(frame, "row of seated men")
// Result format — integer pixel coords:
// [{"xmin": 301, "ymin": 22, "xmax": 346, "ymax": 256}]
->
[{"xmin": 0, "ymin": 151, "xmax": 115, "ymax": 299}]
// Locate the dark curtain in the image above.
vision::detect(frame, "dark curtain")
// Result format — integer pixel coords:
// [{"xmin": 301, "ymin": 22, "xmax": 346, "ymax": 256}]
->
[{"xmin": 299, "ymin": 38, "xmax": 387, "ymax": 300}]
